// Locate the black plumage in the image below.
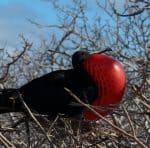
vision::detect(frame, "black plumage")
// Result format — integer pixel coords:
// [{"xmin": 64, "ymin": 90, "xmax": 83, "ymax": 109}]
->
[
  {"xmin": 0, "ymin": 51, "xmax": 98, "ymax": 117},
  {"xmin": 20, "ymin": 69, "xmax": 97, "ymax": 116}
]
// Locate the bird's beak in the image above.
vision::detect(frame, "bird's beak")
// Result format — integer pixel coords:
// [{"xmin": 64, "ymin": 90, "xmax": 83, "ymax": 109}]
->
[{"xmin": 92, "ymin": 48, "xmax": 112, "ymax": 54}]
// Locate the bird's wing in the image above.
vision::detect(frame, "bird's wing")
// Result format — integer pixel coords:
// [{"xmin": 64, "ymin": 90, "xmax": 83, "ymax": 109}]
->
[{"xmin": 20, "ymin": 69, "xmax": 68, "ymax": 90}]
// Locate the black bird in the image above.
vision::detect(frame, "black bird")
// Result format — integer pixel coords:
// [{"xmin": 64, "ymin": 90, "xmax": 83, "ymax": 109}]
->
[{"xmin": 0, "ymin": 50, "xmax": 98, "ymax": 117}]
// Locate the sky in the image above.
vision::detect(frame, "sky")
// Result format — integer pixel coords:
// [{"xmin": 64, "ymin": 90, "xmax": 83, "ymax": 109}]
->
[
  {"xmin": 0, "ymin": 0, "xmax": 58, "ymax": 49},
  {"xmin": 0, "ymin": 0, "xmax": 123, "ymax": 50}
]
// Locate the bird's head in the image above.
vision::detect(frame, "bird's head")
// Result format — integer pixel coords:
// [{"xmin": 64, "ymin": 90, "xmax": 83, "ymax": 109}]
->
[
  {"xmin": 72, "ymin": 50, "xmax": 90, "ymax": 69},
  {"xmin": 72, "ymin": 48, "xmax": 112, "ymax": 69}
]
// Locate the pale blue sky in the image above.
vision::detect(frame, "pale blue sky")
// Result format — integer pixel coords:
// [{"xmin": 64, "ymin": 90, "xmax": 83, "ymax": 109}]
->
[
  {"xmin": 0, "ymin": 0, "xmax": 120, "ymax": 49},
  {"xmin": 0, "ymin": 0, "xmax": 58, "ymax": 49}
]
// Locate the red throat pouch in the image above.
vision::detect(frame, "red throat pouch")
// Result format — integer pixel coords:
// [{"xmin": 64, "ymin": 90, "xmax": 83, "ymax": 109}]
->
[{"xmin": 82, "ymin": 54, "xmax": 126, "ymax": 120}]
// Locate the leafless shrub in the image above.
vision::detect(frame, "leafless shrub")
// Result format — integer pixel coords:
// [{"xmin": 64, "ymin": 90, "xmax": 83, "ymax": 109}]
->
[{"xmin": 0, "ymin": 0, "xmax": 149, "ymax": 147}]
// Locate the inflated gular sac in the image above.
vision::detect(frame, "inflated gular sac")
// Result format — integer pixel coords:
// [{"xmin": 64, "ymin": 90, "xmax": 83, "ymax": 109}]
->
[{"xmin": 82, "ymin": 54, "xmax": 126, "ymax": 120}]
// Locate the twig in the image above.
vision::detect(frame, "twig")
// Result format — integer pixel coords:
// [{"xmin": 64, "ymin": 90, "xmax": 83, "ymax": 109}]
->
[
  {"xmin": 48, "ymin": 115, "xmax": 59, "ymax": 135},
  {"xmin": 87, "ymin": 137, "xmax": 108, "ymax": 148},
  {"xmin": 113, "ymin": 7, "xmax": 145, "ymax": 17},
  {"xmin": 0, "ymin": 132, "xmax": 16, "ymax": 148},
  {"xmin": 17, "ymin": 93, "xmax": 53, "ymax": 146},
  {"xmin": 64, "ymin": 87, "xmax": 147, "ymax": 148},
  {"xmin": 0, "ymin": 38, "xmax": 32, "ymax": 83},
  {"xmin": 139, "ymin": 100, "xmax": 150, "ymax": 110},
  {"xmin": 123, "ymin": 105, "xmax": 148, "ymax": 147},
  {"xmin": 24, "ymin": 119, "xmax": 31, "ymax": 147},
  {"xmin": 122, "ymin": 105, "xmax": 136, "ymax": 137}
]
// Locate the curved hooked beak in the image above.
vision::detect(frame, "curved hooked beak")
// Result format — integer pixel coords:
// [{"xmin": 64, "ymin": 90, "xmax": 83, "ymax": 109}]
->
[{"xmin": 92, "ymin": 47, "xmax": 112, "ymax": 54}]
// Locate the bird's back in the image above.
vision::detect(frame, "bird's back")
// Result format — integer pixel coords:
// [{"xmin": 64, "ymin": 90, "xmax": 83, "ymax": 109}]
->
[{"xmin": 19, "ymin": 69, "xmax": 97, "ymax": 116}]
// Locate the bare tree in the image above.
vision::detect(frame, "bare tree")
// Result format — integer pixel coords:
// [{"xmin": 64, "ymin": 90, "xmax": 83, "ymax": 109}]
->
[
  {"xmin": 110, "ymin": 0, "xmax": 150, "ymax": 17},
  {"xmin": 0, "ymin": 0, "xmax": 149, "ymax": 147}
]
